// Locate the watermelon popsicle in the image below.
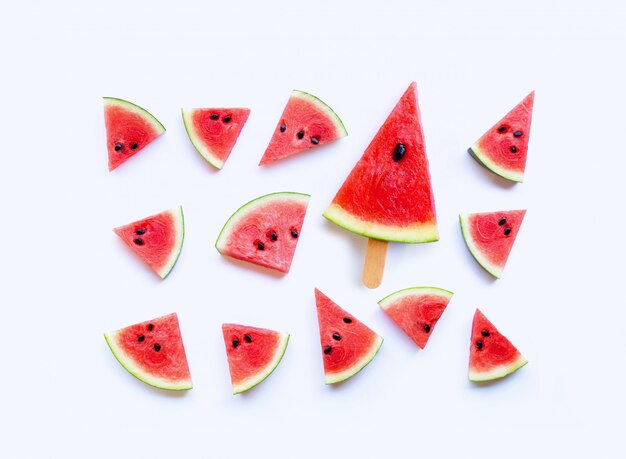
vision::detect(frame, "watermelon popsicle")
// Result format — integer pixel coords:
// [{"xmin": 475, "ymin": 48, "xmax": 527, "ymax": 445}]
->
[{"xmin": 323, "ymin": 82, "xmax": 439, "ymax": 288}]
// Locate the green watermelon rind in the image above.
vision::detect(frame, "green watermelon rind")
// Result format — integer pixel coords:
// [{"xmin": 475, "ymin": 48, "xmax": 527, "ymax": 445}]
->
[
  {"xmin": 215, "ymin": 192, "xmax": 311, "ymax": 256},
  {"xmin": 157, "ymin": 206, "xmax": 185, "ymax": 279},
  {"xmin": 469, "ymin": 354, "xmax": 528, "ymax": 382},
  {"xmin": 104, "ymin": 329, "xmax": 193, "ymax": 391},
  {"xmin": 468, "ymin": 146, "xmax": 524, "ymax": 183},
  {"xmin": 378, "ymin": 286, "xmax": 454, "ymax": 311},
  {"xmin": 323, "ymin": 203, "xmax": 439, "ymax": 243},
  {"xmin": 459, "ymin": 213, "xmax": 503, "ymax": 279},
  {"xmin": 103, "ymin": 97, "xmax": 166, "ymax": 134},
  {"xmin": 325, "ymin": 335, "xmax": 384, "ymax": 385},
  {"xmin": 181, "ymin": 108, "xmax": 246, "ymax": 170},
  {"xmin": 232, "ymin": 333, "xmax": 290, "ymax": 394},
  {"xmin": 291, "ymin": 90, "xmax": 348, "ymax": 138},
  {"xmin": 181, "ymin": 108, "xmax": 221, "ymax": 169}
]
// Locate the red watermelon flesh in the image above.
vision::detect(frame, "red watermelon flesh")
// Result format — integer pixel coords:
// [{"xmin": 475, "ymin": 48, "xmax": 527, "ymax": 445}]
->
[
  {"xmin": 104, "ymin": 313, "xmax": 192, "ymax": 390},
  {"xmin": 378, "ymin": 287, "xmax": 453, "ymax": 349},
  {"xmin": 469, "ymin": 91, "xmax": 535, "ymax": 182},
  {"xmin": 103, "ymin": 97, "xmax": 165, "ymax": 171},
  {"xmin": 215, "ymin": 192, "xmax": 310, "ymax": 274},
  {"xmin": 114, "ymin": 206, "xmax": 184, "ymax": 279},
  {"xmin": 222, "ymin": 324, "xmax": 289, "ymax": 394},
  {"xmin": 182, "ymin": 107, "xmax": 250, "ymax": 169},
  {"xmin": 259, "ymin": 90, "xmax": 347, "ymax": 166},
  {"xmin": 469, "ymin": 309, "xmax": 527, "ymax": 382},
  {"xmin": 324, "ymin": 82, "xmax": 438, "ymax": 243},
  {"xmin": 459, "ymin": 209, "xmax": 526, "ymax": 278},
  {"xmin": 314, "ymin": 289, "xmax": 383, "ymax": 384}
]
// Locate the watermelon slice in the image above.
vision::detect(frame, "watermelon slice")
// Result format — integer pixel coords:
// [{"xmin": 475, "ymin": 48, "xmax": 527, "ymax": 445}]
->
[
  {"xmin": 114, "ymin": 206, "xmax": 184, "ymax": 279},
  {"xmin": 222, "ymin": 323, "xmax": 289, "ymax": 394},
  {"xmin": 378, "ymin": 286, "xmax": 453, "ymax": 349},
  {"xmin": 469, "ymin": 309, "xmax": 527, "ymax": 382},
  {"xmin": 259, "ymin": 90, "xmax": 347, "ymax": 166},
  {"xmin": 460, "ymin": 209, "xmax": 526, "ymax": 278},
  {"xmin": 314, "ymin": 289, "xmax": 383, "ymax": 384},
  {"xmin": 181, "ymin": 107, "xmax": 250, "ymax": 169},
  {"xmin": 103, "ymin": 97, "xmax": 166, "ymax": 171},
  {"xmin": 468, "ymin": 91, "xmax": 535, "ymax": 182},
  {"xmin": 104, "ymin": 313, "xmax": 192, "ymax": 390},
  {"xmin": 215, "ymin": 192, "xmax": 310, "ymax": 274},
  {"xmin": 324, "ymin": 82, "xmax": 438, "ymax": 243}
]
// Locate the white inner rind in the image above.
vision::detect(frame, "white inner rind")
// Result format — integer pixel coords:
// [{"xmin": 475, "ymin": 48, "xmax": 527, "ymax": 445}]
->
[
  {"xmin": 378, "ymin": 286, "xmax": 454, "ymax": 310},
  {"xmin": 469, "ymin": 354, "xmax": 528, "ymax": 382},
  {"xmin": 157, "ymin": 206, "xmax": 185, "ymax": 279},
  {"xmin": 232, "ymin": 333, "xmax": 290, "ymax": 394},
  {"xmin": 104, "ymin": 331, "xmax": 192, "ymax": 391},
  {"xmin": 181, "ymin": 108, "xmax": 224, "ymax": 169},
  {"xmin": 459, "ymin": 214, "xmax": 503, "ymax": 278},
  {"xmin": 291, "ymin": 90, "xmax": 348, "ymax": 137},
  {"xmin": 103, "ymin": 97, "xmax": 166, "ymax": 134},
  {"xmin": 323, "ymin": 203, "xmax": 439, "ymax": 243},
  {"xmin": 469, "ymin": 144, "xmax": 524, "ymax": 183},
  {"xmin": 215, "ymin": 192, "xmax": 311, "ymax": 253},
  {"xmin": 325, "ymin": 335, "xmax": 384, "ymax": 385}
]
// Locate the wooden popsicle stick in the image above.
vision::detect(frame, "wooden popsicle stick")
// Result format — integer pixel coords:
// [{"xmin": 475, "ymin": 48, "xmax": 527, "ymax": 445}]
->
[{"xmin": 362, "ymin": 238, "xmax": 389, "ymax": 289}]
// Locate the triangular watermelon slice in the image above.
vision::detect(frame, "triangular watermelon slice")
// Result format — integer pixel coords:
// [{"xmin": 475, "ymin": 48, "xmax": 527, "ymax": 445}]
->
[
  {"xmin": 468, "ymin": 91, "xmax": 535, "ymax": 182},
  {"xmin": 103, "ymin": 97, "xmax": 166, "ymax": 171},
  {"xmin": 222, "ymin": 323, "xmax": 289, "ymax": 394},
  {"xmin": 259, "ymin": 90, "xmax": 347, "ymax": 166},
  {"xmin": 181, "ymin": 107, "xmax": 250, "ymax": 169},
  {"xmin": 459, "ymin": 209, "xmax": 526, "ymax": 278},
  {"xmin": 314, "ymin": 289, "xmax": 383, "ymax": 384},
  {"xmin": 469, "ymin": 309, "xmax": 527, "ymax": 382},
  {"xmin": 324, "ymin": 82, "xmax": 438, "ymax": 242},
  {"xmin": 215, "ymin": 192, "xmax": 310, "ymax": 274},
  {"xmin": 104, "ymin": 313, "xmax": 192, "ymax": 390},
  {"xmin": 378, "ymin": 286, "xmax": 453, "ymax": 349},
  {"xmin": 114, "ymin": 206, "xmax": 184, "ymax": 279}
]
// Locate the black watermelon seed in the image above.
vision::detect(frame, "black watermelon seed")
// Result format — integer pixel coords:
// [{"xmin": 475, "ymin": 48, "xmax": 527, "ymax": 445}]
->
[
  {"xmin": 244, "ymin": 335, "xmax": 252, "ymax": 343},
  {"xmin": 297, "ymin": 130, "xmax": 305, "ymax": 139},
  {"xmin": 498, "ymin": 125, "xmax": 507, "ymax": 133},
  {"xmin": 270, "ymin": 232, "xmax": 278, "ymax": 241},
  {"xmin": 393, "ymin": 143, "xmax": 407, "ymax": 162},
  {"xmin": 133, "ymin": 238, "xmax": 144, "ymax": 245},
  {"xmin": 233, "ymin": 338, "xmax": 240, "ymax": 348},
  {"xmin": 424, "ymin": 324, "xmax": 431, "ymax": 333},
  {"xmin": 114, "ymin": 143, "xmax": 123, "ymax": 151},
  {"xmin": 147, "ymin": 324, "xmax": 154, "ymax": 331},
  {"xmin": 223, "ymin": 115, "xmax": 232, "ymax": 123},
  {"xmin": 476, "ymin": 340, "xmax": 483, "ymax": 350},
  {"xmin": 280, "ymin": 123, "xmax": 286, "ymax": 133},
  {"xmin": 514, "ymin": 131, "xmax": 522, "ymax": 137},
  {"xmin": 343, "ymin": 317, "xmax": 352, "ymax": 324},
  {"xmin": 323, "ymin": 346, "xmax": 332, "ymax": 354},
  {"xmin": 135, "ymin": 228, "xmax": 145, "ymax": 235},
  {"xmin": 291, "ymin": 230, "xmax": 299, "ymax": 238},
  {"xmin": 498, "ymin": 218, "xmax": 507, "ymax": 226},
  {"xmin": 332, "ymin": 333, "xmax": 341, "ymax": 341},
  {"xmin": 154, "ymin": 343, "xmax": 161, "ymax": 352},
  {"xmin": 481, "ymin": 329, "xmax": 490, "ymax": 337},
  {"xmin": 138, "ymin": 335, "xmax": 145, "ymax": 342},
  {"xmin": 311, "ymin": 137, "xmax": 319, "ymax": 145},
  {"xmin": 510, "ymin": 145, "xmax": 518, "ymax": 153},
  {"xmin": 210, "ymin": 113, "xmax": 219, "ymax": 120},
  {"xmin": 257, "ymin": 241, "xmax": 265, "ymax": 250},
  {"xmin": 504, "ymin": 227, "xmax": 512, "ymax": 236},
  {"xmin": 130, "ymin": 143, "xmax": 138, "ymax": 150}
]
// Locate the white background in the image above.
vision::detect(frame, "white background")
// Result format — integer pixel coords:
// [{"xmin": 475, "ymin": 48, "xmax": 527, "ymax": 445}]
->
[{"xmin": 1, "ymin": 1, "xmax": 625, "ymax": 457}]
